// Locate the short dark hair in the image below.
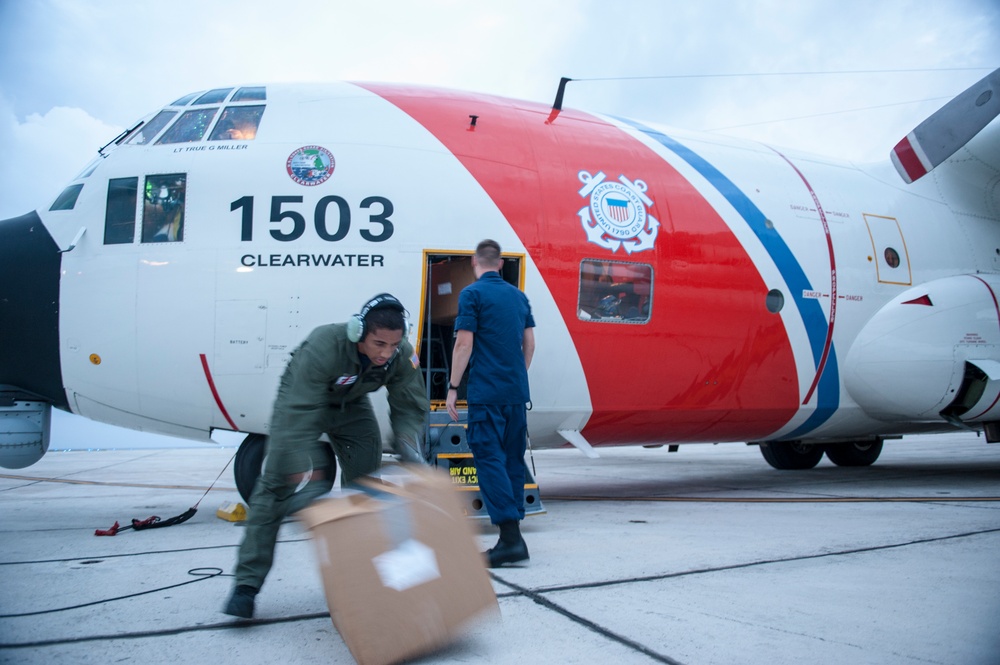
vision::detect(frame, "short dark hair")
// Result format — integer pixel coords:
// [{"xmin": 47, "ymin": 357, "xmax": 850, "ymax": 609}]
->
[
  {"xmin": 364, "ymin": 306, "xmax": 405, "ymax": 339},
  {"xmin": 476, "ymin": 239, "xmax": 502, "ymax": 268}
]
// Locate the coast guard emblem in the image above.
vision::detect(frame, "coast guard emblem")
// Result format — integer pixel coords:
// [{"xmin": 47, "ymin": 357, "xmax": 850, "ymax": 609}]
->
[
  {"xmin": 286, "ymin": 145, "xmax": 335, "ymax": 186},
  {"xmin": 577, "ymin": 170, "xmax": 659, "ymax": 253}
]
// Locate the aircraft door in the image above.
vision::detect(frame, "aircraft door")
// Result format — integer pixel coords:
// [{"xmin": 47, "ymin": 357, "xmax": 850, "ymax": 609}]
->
[
  {"xmin": 418, "ymin": 251, "xmax": 543, "ymax": 519},
  {"xmin": 863, "ymin": 214, "xmax": 912, "ymax": 286},
  {"xmin": 419, "ymin": 252, "xmax": 522, "ymax": 402}
]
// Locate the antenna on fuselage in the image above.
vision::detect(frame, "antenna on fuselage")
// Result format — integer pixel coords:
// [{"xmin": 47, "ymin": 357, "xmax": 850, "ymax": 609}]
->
[
  {"xmin": 552, "ymin": 77, "xmax": 572, "ymax": 111},
  {"xmin": 547, "ymin": 77, "xmax": 573, "ymax": 124}
]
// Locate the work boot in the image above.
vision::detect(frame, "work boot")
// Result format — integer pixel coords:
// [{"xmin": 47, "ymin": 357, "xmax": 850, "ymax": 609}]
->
[
  {"xmin": 486, "ymin": 536, "xmax": 529, "ymax": 567},
  {"xmin": 223, "ymin": 584, "xmax": 258, "ymax": 619}
]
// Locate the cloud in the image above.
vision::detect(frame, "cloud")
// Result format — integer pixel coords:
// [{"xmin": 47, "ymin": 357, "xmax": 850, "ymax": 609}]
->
[{"xmin": 0, "ymin": 101, "xmax": 121, "ymax": 218}]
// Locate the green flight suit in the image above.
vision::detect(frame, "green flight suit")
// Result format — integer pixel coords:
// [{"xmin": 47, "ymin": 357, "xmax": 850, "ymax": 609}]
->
[{"xmin": 235, "ymin": 322, "xmax": 428, "ymax": 590}]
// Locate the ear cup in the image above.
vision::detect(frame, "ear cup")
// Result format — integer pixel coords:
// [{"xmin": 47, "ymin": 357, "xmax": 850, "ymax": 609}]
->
[
  {"xmin": 346, "ymin": 314, "xmax": 365, "ymax": 343},
  {"xmin": 348, "ymin": 293, "xmax": 408, "ymax": 343}
]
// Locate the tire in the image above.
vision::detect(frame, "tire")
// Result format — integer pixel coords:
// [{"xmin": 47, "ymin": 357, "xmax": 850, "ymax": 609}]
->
[
  {"xmin": 759, "ymin": 440, "xmax": 824, "ymax": 470},
  {"xmin": 233, "ymin": 433, "xmax": 339, "ymax": 502},
  {"xmin": 824, "ymin": 440, "xmax": 883, "ymax": 467},
  {"xmin": 234, "ymin": 433, "xmax": 267, "ymax": 502}
]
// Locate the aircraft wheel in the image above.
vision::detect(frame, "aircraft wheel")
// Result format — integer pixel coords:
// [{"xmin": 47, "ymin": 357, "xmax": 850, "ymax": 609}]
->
[
  {"xmin": 759, "ymin": 441, "xmax": 824, "ymax": 470},
  {"xmin": 234, "ymin": 433, "xmax": 268, "ymax": 502},
  {"xmin": 233, "ymin": 433, "xmax": 339, "ymax": 503},
  {"xmin": 824, "ymin": 440, "xmax": 883, "ymax": 467}
]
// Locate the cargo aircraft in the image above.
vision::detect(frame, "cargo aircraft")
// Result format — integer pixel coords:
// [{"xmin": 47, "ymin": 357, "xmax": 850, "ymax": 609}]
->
[{"xmin": 2, "ymin": 69, "xmax": 999, "ymax": 499}]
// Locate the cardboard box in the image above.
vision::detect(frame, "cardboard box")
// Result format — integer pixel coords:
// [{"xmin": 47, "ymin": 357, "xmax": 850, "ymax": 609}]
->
[
  {"xmin": 300, "ymin": 467, "xmax": 498, "ymax": 665},
  {"xmin": 429, "ymin": 258, "xmax": 476, "ymax": 324}
]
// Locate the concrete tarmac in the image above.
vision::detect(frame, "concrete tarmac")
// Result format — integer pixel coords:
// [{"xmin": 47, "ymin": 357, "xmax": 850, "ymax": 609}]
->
[{"xmin": 2, "ymin": 432, "xmax": 1000, "ymax": 665}]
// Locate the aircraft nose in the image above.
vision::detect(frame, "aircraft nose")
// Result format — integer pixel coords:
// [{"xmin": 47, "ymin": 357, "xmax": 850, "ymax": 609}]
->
[{"xmin": 0, "ymin": 211, "xmax": 68, "ymax": 408}]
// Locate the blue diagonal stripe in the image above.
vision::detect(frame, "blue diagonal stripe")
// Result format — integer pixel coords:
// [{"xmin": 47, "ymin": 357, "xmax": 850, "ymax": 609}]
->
[{"xmin": 618, "ymin": 118, "xmax": 838, "ymax": 437}]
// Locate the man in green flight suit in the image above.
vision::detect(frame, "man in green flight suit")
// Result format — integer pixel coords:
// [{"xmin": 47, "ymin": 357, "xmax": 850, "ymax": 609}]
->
[{"xmin": 224, "ymin": 293, "xmax": 429, "ymax": 619}]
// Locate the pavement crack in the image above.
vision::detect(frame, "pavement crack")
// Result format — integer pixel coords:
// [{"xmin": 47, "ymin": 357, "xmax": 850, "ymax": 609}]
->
[{"xmin": 491, "ymin": 573, "xmax": 687, "ymax": 665}]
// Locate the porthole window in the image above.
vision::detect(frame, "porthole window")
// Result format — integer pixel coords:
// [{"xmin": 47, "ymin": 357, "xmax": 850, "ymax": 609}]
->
[
  {"xmin": 766, "ymin": 289, "xmax": 784, "ymax": 313},
  {"xmin": 884, "ymin": 247, "xmax": 900, "ymax": 268}
]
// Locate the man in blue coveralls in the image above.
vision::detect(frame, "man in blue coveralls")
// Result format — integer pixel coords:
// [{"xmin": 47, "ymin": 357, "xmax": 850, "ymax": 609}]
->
[{"xmin": 446, "ymin": 239, "xmax": 536, "ymax": 567}]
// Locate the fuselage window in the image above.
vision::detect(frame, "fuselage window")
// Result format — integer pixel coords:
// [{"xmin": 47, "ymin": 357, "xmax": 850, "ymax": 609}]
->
[
  {"xmin": 193, "ymin": 88, "xmax": 234, "ymax": 105},
  {"xmin": 208, "ymin": 105, "xmax": 265, "ymax": 141},
  {"xmin": 577, "ymin": 259, "xmax": 653, "ymax": 323},
  {"xmin": 884, "ymin": 247, "xmax": 901, "ymax": 268},
  {"xmin": 232, "ymin": 86, "xmax": 266, "ymax": 102},
  {"xmin": 49, "ymin": 184, "xmax": 84, "ymax": 211},
  {"xmin": 126, "ymin": 110, "xmax": 177, "ymax": 145},
  {"xmin": 156, "ymin": 108, "xmax": 218, "ymax": 144},
  {"xmin": 104, "ymin": 177, "xmax": 138, "ymax": 245},
  {"xmin": 141, "ymin": 174, "xmax": 186, "ymax": 243}
]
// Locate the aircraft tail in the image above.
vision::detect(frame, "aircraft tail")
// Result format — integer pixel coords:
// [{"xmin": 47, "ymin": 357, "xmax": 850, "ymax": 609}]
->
[{"xmin": 890, "ymin": 67, "xmax": 1000, "ymax": 184}]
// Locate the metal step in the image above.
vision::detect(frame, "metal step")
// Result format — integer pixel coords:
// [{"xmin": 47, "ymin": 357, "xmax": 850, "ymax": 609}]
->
[{"xmin": 426, "ymin": 409, "xmax": 545, "ymax": 519}]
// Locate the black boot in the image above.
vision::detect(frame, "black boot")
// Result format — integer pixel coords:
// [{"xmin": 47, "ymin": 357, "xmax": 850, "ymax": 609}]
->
[
  {"xmin": 486, "ymin": 521, "xmax": 529, "ymax": 567},
  {"xmin": 224, "ymin": 584, "xmax": 258, "ymax": 619}
]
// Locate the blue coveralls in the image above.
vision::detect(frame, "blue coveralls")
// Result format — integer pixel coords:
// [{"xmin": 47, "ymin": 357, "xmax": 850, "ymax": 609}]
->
[{"xmin": 454, "ymin": 271, "xmax": 535, "ymax": 524}]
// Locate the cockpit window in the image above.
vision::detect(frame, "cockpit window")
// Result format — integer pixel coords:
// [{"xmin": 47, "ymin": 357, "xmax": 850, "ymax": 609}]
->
[
  {"xmin": 169, "ymin": 91, "xmax": 202, "ymax": 106},
  {"xmin": 50, "ymin": 184, "xmax": 84, "ymax": 211},
  {"xmin": 126, "ymin": 110, "xmax": 177, "ymax": 145},
  {"xmin": 193, "ymin": 88, "xmax": 233, "ymax": 105},
  {"xmin": 76, "ymin": 158, "xmax": 101, "ymax": 179},
  {"xmin": 156, "ymin": 108, "xmax": 218, "ymax": 144},
  {"xmin": 208, "ymin": 105, "xmax": 265, "ymax": 141},
  {"xmin": 232, "ymin": 86, "xmax": 266, "ymax": 102},
  {"xmin": 577, "ymin": 259, "xmax": 653, "ymax": 323},
  {"xmin": 104, "ymin": 177, "xmax": 138, "ymax": 245},
  {"xmin": 142, "ymin": 174, "xmax": 186, "ymax": 243}
]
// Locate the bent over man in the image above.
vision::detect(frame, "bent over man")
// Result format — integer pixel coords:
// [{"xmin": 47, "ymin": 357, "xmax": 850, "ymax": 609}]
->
[
  {"xmin": 225, "ymin": 293, "xmax": 428, "ymax": 618},
  {"xmin": 446, "ymin": 240, "xmax": 536, "ymax": 567}
]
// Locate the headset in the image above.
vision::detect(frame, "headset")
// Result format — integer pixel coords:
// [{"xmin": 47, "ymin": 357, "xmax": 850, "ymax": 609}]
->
[{"xmin": 346, "ymin": 293, "xmax": 409, "ymax": 343}]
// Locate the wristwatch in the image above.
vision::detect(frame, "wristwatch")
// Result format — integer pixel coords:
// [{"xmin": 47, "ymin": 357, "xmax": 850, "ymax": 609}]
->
[{"xmin": 448, "ymin": 383, "xmax": 460, "ymax": 391}]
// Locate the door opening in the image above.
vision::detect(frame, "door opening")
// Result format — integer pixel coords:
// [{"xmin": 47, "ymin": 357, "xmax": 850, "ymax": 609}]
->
[
  {"xmin": 419, "ymin": 251, "xmax": 522, "ymax": 403},
  {"xmin": 417, "ymin": 250, "xmax": 543, "ymax": 519}
]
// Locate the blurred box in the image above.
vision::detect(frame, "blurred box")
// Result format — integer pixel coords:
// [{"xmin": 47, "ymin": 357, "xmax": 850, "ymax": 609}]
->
[
  {"xmin": 429, "ymin": 258, "xmax": 476, "ymax": 324},
  {"xmin": 300, "ymin": 467, "xmax": 497, "ymax": 665}
]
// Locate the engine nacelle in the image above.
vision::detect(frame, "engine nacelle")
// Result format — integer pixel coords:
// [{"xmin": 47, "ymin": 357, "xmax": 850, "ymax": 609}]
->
[
  {"xmin": 845, "ymin": 274, "xmax": 1000, "ymax": 423},
  {"xmin": 0, "ymin": 399, "xmax": 52, "ymax": 469}
]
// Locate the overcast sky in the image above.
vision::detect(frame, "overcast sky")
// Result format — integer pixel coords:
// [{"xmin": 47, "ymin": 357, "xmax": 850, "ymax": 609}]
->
[{"xmin": 1, "ymin": 0, "xmax": 998, "ymax": 447}]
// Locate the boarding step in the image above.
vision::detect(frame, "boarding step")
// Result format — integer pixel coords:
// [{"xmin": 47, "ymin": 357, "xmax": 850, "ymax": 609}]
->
[{"xmin": 426, "ymin": 409, "xmax": 545, "ymax": 519}]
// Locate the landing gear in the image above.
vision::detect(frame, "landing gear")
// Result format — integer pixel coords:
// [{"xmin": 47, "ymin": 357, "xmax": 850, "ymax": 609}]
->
[
  {"xmin": 232, "ymin": 433, "xmax": 340, "ymax": 503},
  {"xmin": 824, "ymin": 440, "xmax": 883, "ymax": 467},
  {"xmin": 759, "ymin": 441, "xmax": 824, "ymax": 470},
  {"xmin": 234, "ymin": 433, "xmax": 267, "ymax": 502}
]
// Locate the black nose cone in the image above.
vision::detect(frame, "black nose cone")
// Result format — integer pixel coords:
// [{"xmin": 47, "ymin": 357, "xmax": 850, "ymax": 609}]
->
[{"xmin": 0, "ymin": 211, "xmax": 67, "ymax": 408}]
